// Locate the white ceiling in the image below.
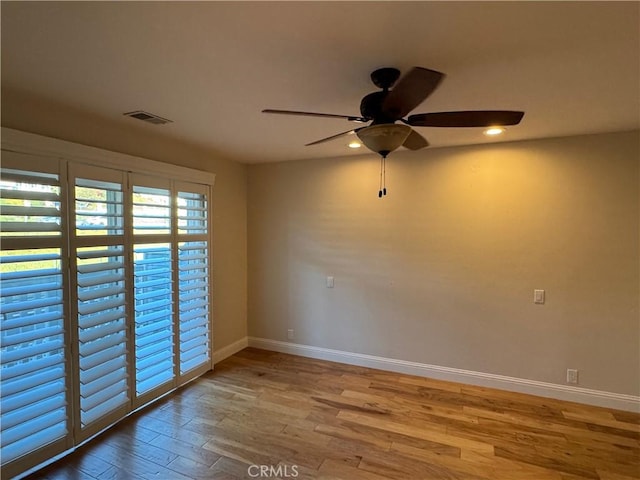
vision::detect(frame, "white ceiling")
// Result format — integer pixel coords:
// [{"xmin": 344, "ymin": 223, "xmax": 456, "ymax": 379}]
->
[{"xmin": 2, "ymin": 1, "xmax": 639, "ymax": 164}]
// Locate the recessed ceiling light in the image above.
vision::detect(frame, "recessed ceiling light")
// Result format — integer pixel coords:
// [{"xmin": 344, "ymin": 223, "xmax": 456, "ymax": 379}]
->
[
  {"xmin": 484, "ymin": 127, "xmax": 505, "ymax": 136},
  {"xmin": 348, "ymin": 141, "xmax": 362, "ymax": 149}
]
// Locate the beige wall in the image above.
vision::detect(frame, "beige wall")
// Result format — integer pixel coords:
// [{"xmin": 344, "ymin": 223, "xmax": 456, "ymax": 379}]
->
[
  {"xmin": 1, "ymin": 88, "xmax": 248, "ymax": 352},
  {"xmin": 248, "ymin": 130, "xmax": 640, "ymax": 396}
]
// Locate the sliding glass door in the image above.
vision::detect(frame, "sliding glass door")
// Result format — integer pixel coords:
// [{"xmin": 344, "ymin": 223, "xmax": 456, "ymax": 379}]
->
[{"xmin": 1, "ymin": 153, "xmax": 213, "ymax": 479}]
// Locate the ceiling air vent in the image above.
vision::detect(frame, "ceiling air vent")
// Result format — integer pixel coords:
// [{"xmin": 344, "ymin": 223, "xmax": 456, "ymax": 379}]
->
[{"xmin": 123, "ymin": 110, "xmax": 172, "ymax": 125}]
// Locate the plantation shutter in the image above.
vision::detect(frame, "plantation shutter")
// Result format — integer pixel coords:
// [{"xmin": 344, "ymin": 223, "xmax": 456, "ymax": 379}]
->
[
  {"xmin": 1, "ymin": 130, "xmax": 214, "ymax": 479},
  {"xmin": 69, "ymin": 164, "xmax": 130, "ymax": 439},
  {"xmin": 176, "ymin": 183, "xmax": 212, "ymax": 379},
  {"xmin": 0, "ymin": 154, "xmax": 71, "ymax": 477},
  {"xmin": 131, "ymin": 177, "xmax": 175, "ymax": 402}
]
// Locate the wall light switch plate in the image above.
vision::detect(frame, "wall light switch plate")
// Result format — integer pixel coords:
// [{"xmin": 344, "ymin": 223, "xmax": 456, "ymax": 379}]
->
[
  {"xmin": 534, "ymin": 289, "xmax": 545, "ymax": 304},
  {"xmin": 326, "ymin": 276, "xmax": 334, "ymax": 288}
]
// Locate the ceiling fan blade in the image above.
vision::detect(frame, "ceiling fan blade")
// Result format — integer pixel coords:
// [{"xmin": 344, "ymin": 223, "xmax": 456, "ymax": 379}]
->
[
  {"xmin": 382, "ymin": 67, "xmax": 445, "ymax": 120},
  {"xmin": 408, "ymin": 110, "xmax": 525, "ymax": 127},
  {"xmin": 305, "ymin": 128, "xmax": 362, "ymax": 146},
  {"xmin": 263, "ymin": 109, "xmax": 367, "ymax": 123},
  {"xmin": 402, "ymin": 129, "xmax": 429, "ymax": 150}
]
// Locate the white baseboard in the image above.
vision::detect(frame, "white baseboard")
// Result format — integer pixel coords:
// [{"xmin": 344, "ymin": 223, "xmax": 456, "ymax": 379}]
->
[
  {"xmin": 213, "ymin": 337, "xmax": 249, "ymax": 364},
  {"xmin": 247, "ymin": 337, "xmax": 640, "ymax": 413}
]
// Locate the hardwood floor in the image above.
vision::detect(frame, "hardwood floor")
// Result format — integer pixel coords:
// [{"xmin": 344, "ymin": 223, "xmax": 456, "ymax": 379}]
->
[{"xmin": 28, "ymin": 348, "xmax": 639, "ymax": 480}]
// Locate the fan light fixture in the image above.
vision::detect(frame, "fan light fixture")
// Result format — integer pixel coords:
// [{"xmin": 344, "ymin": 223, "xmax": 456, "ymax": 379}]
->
[
  {"xmin": 356, "ymin": 124, "xmax": 412, "ymax": 198},
  {"xmin": 484, "ymin": 127, "xmax": 505, "ymax": 136},
  {"xmin": 357, "ymin": 124, "xmax": 412, "ymax": 157}
]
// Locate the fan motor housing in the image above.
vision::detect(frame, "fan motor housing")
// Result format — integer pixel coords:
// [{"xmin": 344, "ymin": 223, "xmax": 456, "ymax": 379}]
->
[{"xmin": 360, "ymin": 91, "xmax": 395, "ymax": 124}]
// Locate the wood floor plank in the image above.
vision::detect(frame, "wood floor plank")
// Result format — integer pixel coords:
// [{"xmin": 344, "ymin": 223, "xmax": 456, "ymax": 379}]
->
[
  {"xmin": 24, "ymin": 347, "xmax": 640, "ymax": 480},
  {"xmin": 147, "ymin": 432, "xmax": 223, "ymax": 467},
  {"xmin": 563, "ymin": 411, "xmax": 640, "ymax": 434},
  {"xmin": 336, "ymin": 410, "xmax": 495, "ymax": 453},
  {"xmin": 317, "ymin": 458, "xmax": 393, "ymax": 480}
]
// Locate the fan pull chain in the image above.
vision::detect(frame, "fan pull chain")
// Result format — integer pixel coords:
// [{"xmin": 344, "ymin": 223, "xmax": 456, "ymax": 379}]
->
[
  {"xmin": 378, "ymin": 155, "xmax": 389, "ymax": 198},
  {"xmin": 378, "ymin": 155, "xmax": 384, "ymax": 198},
  {"xmin": 383, "ymin": 155, "xmax": 387, "ymax": 196}
]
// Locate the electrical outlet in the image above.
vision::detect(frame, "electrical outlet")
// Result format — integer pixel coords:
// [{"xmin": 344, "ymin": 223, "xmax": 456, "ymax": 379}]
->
[
  {"xmin": 566, "ymin": 369, "xmax": 579, "ymax": 384},
  {"xmin": 287, "ymin": 329, "xmax": 294, "ymax": 340}
]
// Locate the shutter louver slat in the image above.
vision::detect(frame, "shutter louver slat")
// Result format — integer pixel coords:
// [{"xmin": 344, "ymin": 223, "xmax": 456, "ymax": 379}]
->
[
  {"xmin": 80, "ymin": 381, "xmax": 128, "ymax": 413},
  {"xmin": 2, "ymin": 373, "xmax": 66, "ymax": 405},
  {"xmin": 80, "ymin": 344, "xmax": 126, "ymax": 371},
  {"xmin": 1, "ymin": 296, "xmax": 62, "ymax": 315},
  {"xmin": 180, "ymin": 328, "xmax": 208, "ymax": 348},
  {"xmin": 1, "ymin": 325, "xmax": 63, "ymax": 348},
  {"xmin": 77, "ymin": 296, "xmax": 125, "ymax": 316},
  {"xmin": 1, "ymin": 395, "xmax": 67, "ymax": 431},
  {"xmin": 77, "ymin": 248, "xmax": 124, "ymax": 259},
  {"xmin": 136, "ymin": 327, "xmax": 172, "ymax": 349},
  {"xmin": 1, "ymin": 280, "xmax": 61, "ymax": 297},
  {"xmin": 0, "ymin": 352, "xmax": 63, "ymax": 381},
  {"xmin": 0, "ymin": 166, "xmax": 68, "ymax": 467},
  {"xmin": 135, "ymin": 288, "xmax": 171, "ymax": 301},
  {"xmin": 77, "ymin": 285, "xmax": 125, "ymax": 302},
  {"xmin": 80, "ymin": 367, "xmax": 128, "ymax": 398},
  {"xmin": 179, "ymin": 289, "xmax": 209, "ymax": 303},
  {"xmin": 77, "ymin": 272, "xmax": 123, "ymax": 288},
  {"xmin": 178, "ymin": 280, "xmax": 208, "ymax": 292},
  {"xmin": 179, "ymin": 298, "xmax": 209, "ymax": 312},
  {"xmin": 1, "ymin": 408, "xmax": 67, "ymax": 448},
  {"xmin": 1, "ymin": 337, "xmax": 64, "ymax": 364},
  {"xmin": 0, "ymin": 188, "xmax": 60, "ymax": 201},
  {"xmin": 181, "ymin": 343, "xmax": 208, "ymax": 364},
  {"xmin": 1, "ymin": 205, "xmax": 61, "ymax": 216},
  {"xmin": 134, "ymin": 309, "xmax": 171, "ymax": 325},
  {"xmin": 179, "ymin": 308, "xmax": 208, "ymax": 323},
  {"xmin": 77, "ymin": 261, "xmax": 124, "ymax": 274},
  {"xmin": 1, "ymin": 222, "xmax": 61, "ymax": 234},
  {"xmin": 180, "ymin": 271, "xmax": 208, "ymax": 282},
  {"xmin": 136, "ymin": 358, "xmax": 173, "ymax": 384},
  {"xmin": 79, "ymin": 331, "xmax": 126, "ymax": 358},
  {"xmin": 78, "ymin": 318, "xmax": 126, "ymax": 344},
  {"xmin": 1, "ymin": 268, "xmax": 60, "ymax": 281},
  {"xmin": 0, "ymin": 253, "xmax": 60, "ymax": 264},
  {"xmin": 76, "ymin": 309, "xmax": 124, "ymax": 330},
  {"xmin": 1, "ymin": 423, "xmax": 67, "ymax": 466},
  {"xmin": 2, "ymin": 364, "xmax": 64, "ymax": 398}
]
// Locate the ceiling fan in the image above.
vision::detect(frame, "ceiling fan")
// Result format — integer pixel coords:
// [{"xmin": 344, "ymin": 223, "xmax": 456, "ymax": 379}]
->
[{"xmin": 263, "ymin": 66, "xmax": 524, "ymax": 197}]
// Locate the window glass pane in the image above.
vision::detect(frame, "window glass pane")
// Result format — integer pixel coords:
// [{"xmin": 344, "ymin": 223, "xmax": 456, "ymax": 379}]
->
[
  {"xmin": 133, "ymin": 186, "xmax": 170, "ymax": 235},
  {"xmin": 75, "ymin": 179, "xmax": 124, "ymax": 236},
  {"xmin": 177, "ymin": 191, "xmax": 206, "ymax": 235},
  {"xmin": 1, "ymin": 169, "xmax": 61, "ymax": 238}
]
